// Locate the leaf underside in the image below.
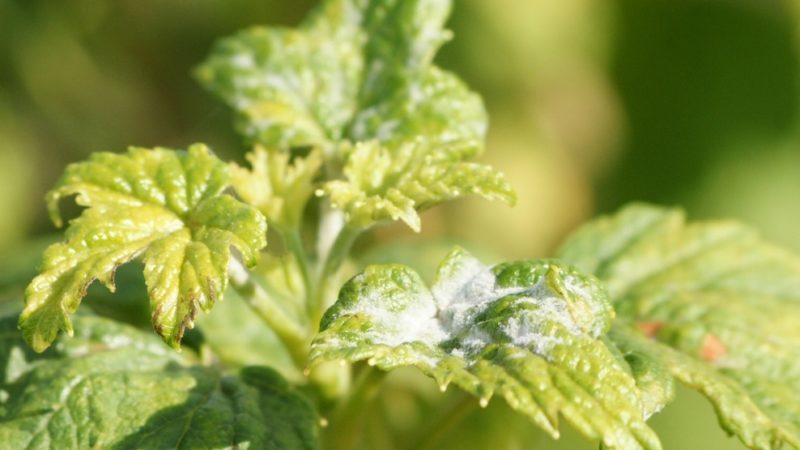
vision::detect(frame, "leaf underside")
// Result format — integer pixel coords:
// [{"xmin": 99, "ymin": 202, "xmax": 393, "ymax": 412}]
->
[
  {"xmin": 311, "ymin": 247, "xmax": 661, "ymax": 450},
  {"xmin": 558, "ymin": 204, "xmax": 800, "ymax": 450},
  {"xmin": 0, "ymin": 315, "xmax": 317, "ymax": 450},
  {"xmin": 197, "ymin": 0, "xmax": 514, "ymax": 231},
  {"xmin": 20, "ymin": 145, "xmax": 267, "ymax": 351}
]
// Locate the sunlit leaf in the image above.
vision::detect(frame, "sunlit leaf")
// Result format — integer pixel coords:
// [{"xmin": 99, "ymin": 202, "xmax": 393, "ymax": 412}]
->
[
  {"xmin": 197, "ymin": 0, "xmax": 512, "ymax": 231},
  {"xmin": 559, "ymin": 204, "xmax": 800, "ymax": 450},
  {"xmin": 20, "ymin": 145, "xmax": 267, "ymax": 351},
  {"xmin": 197, "ymin": 0, "xmax": 481, "ymax": 150},
  {"xmin": 320, "ymin": 140, "xmax": 514, "ymax": 231},
  {"xmin": 230, "ymin": 146, "xmax": 322, "ymax": 230},
  {"xmin": 311, "ymin": 247, "xmax": 660, "ymax": 450}
]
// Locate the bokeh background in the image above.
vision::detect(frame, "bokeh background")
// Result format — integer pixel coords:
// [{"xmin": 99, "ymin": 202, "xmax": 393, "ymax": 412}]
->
[{"xmin": 1, "ymin": 0, "xmax": 799, "ymax": 449}]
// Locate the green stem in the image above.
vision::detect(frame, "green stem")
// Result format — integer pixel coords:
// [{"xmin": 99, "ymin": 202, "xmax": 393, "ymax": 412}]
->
[
  {"xmin": 309, "ymin": 225, "xmax": 361, "ymax": 327},
  {"xmin": 301, "ymin": 225, "xmax": 361, "ymax": 404},
  {"xmin": 323, "ymin": 366, "xmax": 387, "ymax": 450},
  {"xmin": 282, "ymin": 227, "xmax": 313, "ymax": 299},
  {"xmin": 228, "ymin": 259, "xmax": 310, "ymax": 369},
  {"xmin": 404, "ymin": 393, "xmax": 478, "ymax": 450}
]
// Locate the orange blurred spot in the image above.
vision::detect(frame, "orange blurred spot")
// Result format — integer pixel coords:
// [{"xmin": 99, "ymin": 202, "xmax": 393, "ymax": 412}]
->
[
  {"xmin": 700, "ymin": 334, "xmax": 726, "ymax": 362},
  {"xmin": 636, "ymin": 321, "xmax": 664, "ymax": 337}
]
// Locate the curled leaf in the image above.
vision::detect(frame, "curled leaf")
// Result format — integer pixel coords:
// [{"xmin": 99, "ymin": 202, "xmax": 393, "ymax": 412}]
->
[
  {"xmin": 320, "ymin": 140, "xmax": 514, "ymax": 231},
  {"xmin": 312, "ymin": 247, "xmax": 660, "ymax": 450},
  {"xmin": 197, "ymin": 0, "xmax": 481, "ymax": 150}
]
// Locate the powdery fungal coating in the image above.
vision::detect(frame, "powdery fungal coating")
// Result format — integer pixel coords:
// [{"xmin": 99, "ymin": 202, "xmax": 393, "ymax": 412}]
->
[
  {"xmin": 324, "ymin": 247, "xmax": 612, "ymax": 363},
  {"xmin": 196, "ymin": 0, "xmax": 477, "ymax": 151},
  {"xmin": 197, "ymin": 0, "xmax": 515, "ymax": 233},
  {"xmin": 312, "ymin": 247, "xmax": 660, "ymax": 450}
]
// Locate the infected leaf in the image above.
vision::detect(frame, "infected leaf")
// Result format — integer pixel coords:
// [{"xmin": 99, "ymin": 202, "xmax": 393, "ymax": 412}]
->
[{"xmin": 312, "ymin": 247, "xmax": 660, "ymax": 450}]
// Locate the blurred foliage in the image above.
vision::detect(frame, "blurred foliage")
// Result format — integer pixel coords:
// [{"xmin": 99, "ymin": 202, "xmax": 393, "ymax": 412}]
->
[
  {"xmin": 605, "ymin": 0, "xmax": 800, "ymax": 253},
  {"xmin": 2, "ymin": 0, "xmax": 799, "ymax": 449}
]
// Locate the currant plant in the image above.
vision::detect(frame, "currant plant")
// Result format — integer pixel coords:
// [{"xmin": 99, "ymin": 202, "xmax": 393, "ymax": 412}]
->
[{"xmin": 1, "ymin": 1, "xmax": 798, "ymax": 449}]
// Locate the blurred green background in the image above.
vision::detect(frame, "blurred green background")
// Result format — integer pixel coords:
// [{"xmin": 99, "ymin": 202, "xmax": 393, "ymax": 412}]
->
[{"xmin": 1, "ymin": 0, "xmax": 798, "ymax": 448}]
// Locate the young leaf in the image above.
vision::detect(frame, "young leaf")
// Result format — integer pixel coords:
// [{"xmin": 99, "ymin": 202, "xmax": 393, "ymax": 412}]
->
[
  {"xmin": 311, "ymin": 247, "xmax": 661, "ymax": 450},
  {"xmin": 320, "ymin": 140, "xmax": 515, "ymax": 231},
  {"xmin": 558, "ymin": 204, "xmax": 800, "ymax": 450},
  {"xmin": 20, "ymin": 145, "xmax": 267, "ymax": 352},
  {"xmin": 229, "ymin": 146, "xmax": 322, "ymax": 230},
  {"xmin": 196, "ymin": 0, "xmax": 483, "ymax": 150},
  {"xmin": 0, "ymin": 315, "xmax": 318, "ymax": 450}
]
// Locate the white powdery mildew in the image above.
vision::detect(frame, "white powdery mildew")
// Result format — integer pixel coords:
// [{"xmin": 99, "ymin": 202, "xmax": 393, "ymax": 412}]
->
[
  {"xmin": 456, "ymin": 327, "xmax": 493, "ymax": 356},
  {"xmin": 502, "ymin": 315, "xmax": 564, "ymax": 357},
  {"xmin": 341, "ymin": 251, "xmax": 603, "ymax": 365},
  {"xmin": 511, "ymin": 291, "xmax": 582, "ymax": 335},
  {"xmin": 341, "ymin": 283, "xmax": 446, "ymax": 348},
  {"xmin": 446, "ymin": 277, "xmax": 576, "ymax": 360},
  {"xmin": 429, "ymin": 252, "xmax": 590, "ymax": 361},
  {"xmin": 431, "ymin": 251, "xmax": 495, "ymax": 310}
]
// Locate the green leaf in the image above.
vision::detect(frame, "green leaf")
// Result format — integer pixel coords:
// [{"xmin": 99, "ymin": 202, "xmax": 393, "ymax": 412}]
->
[
  {"xmin": 311, "ymin": 247, "xmax": 661, "ymax": 450},
  {"xmin": 21, "ymin": 145, "xmax": 268, "ymax": 352},
  {"xmin": 607, "ymin": 333, "xmax": 675, "ymax": 421},
  {"xmin": 230, "ymin": 146, "xmax": 322, "ymax": 230},
  {"xmin": 0, "ymin": 314, "xmax": 318, "ymax": 450},
  {"xmin": 320, "ymin": 140, "xmax": 514, "ymax": 231},
  {"xmin": 196, "ymin": 0, "xmax": 481, "ymax": 150},
  {"xmin": 196, "ymin": 287, "xmax": 299, "ymax": 379},
  {"xmin": 558, "ymin": 204, "xmax": 800, "ymax": 450},
  {"xmin": 197, "ymin": 0, "xmax": 512, "ymax": 230}
]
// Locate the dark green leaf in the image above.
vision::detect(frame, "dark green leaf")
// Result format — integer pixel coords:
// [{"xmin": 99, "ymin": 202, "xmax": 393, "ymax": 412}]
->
[{"xmin": 0, "ymin": 315, "xmax": 318, "ymax": 450}]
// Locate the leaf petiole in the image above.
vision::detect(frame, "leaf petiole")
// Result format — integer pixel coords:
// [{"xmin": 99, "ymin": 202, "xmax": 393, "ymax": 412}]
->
[
  {"xmin": 281, "ymin": 226, "xmax": 314, "ymax": 301},
  {"xmin": 310, "ymin": 224, "xmax": 362, "ymax": 327},
  {"xmin": 228, "ymin": 258, "xmax": 310, "ymax": 368},
  {"xmin": 405, "ymin": 393, "xmax": 478, "ymax": 450},
  {"xmin": 323, "ymin": 365, "xmax": 387, "ymax": 450}
]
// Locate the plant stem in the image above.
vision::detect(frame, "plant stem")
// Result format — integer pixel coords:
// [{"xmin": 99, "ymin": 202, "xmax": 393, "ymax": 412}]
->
[
  {"xmin": 282, "ymin": 227, "xmax": 313, "ymax": 299},
  {"xmin": 300, "ymin": 225, "xmax": 361, "ymax": 402},
  {"xmin": 309, "ymin": 225, "xmax": 361, "ymax": 327},
  {"xmin": 228, "ymin": 259, "xmax": 310, "ymax": 368},
  {"xmin": 404, "ymin": 393, "xmax": 478, "ymax": 450},
  {"xmin": 323, "ymin": 366, "xmax": 387, "ymax": 450}
]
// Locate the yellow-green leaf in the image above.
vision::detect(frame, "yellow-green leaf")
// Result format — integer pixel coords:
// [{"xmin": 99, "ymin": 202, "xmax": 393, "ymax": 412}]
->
[
  {"xmin": 320, "ymin": 140, "xmax": 514, "ymax": 231},
  {"xmin": 197, "ymin": 0, "xmax": 512, "ymax": 231},
  {"xmin": 21, "ymin": 145, "xmax": 267, "ymax": 352},
  {"xmin": 229, "ymin": 146, "xmax": 322, "ymax": 230},
  {"xmin": 558, "ymin": 204, "xmax": 800, "ymax": 450}
]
